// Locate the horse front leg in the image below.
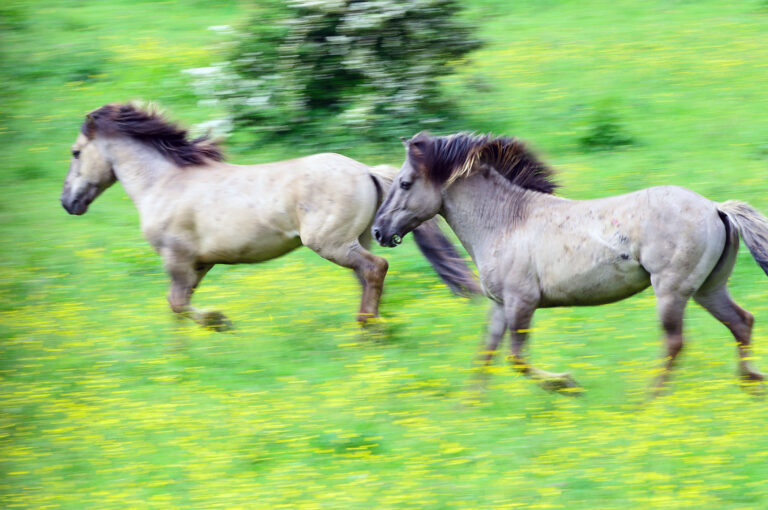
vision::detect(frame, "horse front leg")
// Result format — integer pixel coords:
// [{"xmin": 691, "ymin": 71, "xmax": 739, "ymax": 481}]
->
[
  {"xmin": 480, "ymin": 303, "xmax": 507, "ymax": 366},
  {"xmin": 472, "ymin": 303, "xmax": 507, "ymax": 387},
  {"xmin": 165, "ymin": 256, "xmax": 231, "ymax": 331},
  {"xmin": 352, "ymin": 249, "xmax": 389, "ymax": 325},
  {"xmin": 504, "ymin": 297, "xmax": 581, "ymax": 394},
  {"xmin": 308, "ymin": 240, "xmax": 388, "ymax": 325}
]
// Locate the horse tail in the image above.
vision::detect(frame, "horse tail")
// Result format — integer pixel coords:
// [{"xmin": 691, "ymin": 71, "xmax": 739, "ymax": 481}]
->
[
  {"xmin": 718, "ymin": 200, "xmax": 768, "ymax": 276},
  {"xmin": 412, "ymin": 219, "xmax": 483, "ymax": 297},
  {"xmin": 368, "ymin": 164, "xmax": 481, "ymax": 297}
]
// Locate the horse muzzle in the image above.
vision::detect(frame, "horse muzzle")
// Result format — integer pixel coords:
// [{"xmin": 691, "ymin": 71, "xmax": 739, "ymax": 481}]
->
[
  {"xmin": 61, "ymin": 185, "xmax": 98, "ymax": 215},
  {"xmin": 62, "ymin": 197, "xmax": 90, "ymax": 215},
  {"xmin": 372, "ymin": 223, "xmax": 403, "ymax": 248}
]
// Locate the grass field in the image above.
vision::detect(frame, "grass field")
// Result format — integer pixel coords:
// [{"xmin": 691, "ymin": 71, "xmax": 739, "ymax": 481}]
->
[{"xmin": 3, "ymin": 0, "xmax": 768, "ymax": 507}]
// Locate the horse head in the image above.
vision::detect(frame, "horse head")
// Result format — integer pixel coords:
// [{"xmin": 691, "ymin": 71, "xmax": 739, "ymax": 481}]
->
[
  {"xmin": 61, "ymin": 111, "xmax": 116, "ymax": 215},
  {"xmin": 373, "ymin": 133, "xmax": 444, "ymax": 247}
]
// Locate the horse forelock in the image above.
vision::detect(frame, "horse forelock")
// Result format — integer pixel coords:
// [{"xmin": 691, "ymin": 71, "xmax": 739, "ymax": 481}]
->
[
  {"xmin": 407, "ymin": 132, "xmax": 482, "ymax": 185},
  {"xmin": 81, "ymin": 103, "xmax": 225, "ymax": 167},
  {"xmin": 409, "ymin": 132, "xmax": 558, "ymax": 194}
]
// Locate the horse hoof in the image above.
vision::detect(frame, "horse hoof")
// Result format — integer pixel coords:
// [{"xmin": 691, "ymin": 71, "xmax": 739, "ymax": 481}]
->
[
  {"xmin": 538, "ymin": 374, "xmax": 583, "ymax": 396},
  {"xmin": 357, "ymin": 313, "xmax": 384, "ymax": 326},
  {"xmin": 358, "ymin": 316, "xmax": 394, "ymax": 340},
  {"xmin": 738, "ymin": 368, "xmax": 765, "ymax": 397},
  {"xmin": 740, "ymin": 380, "xmax": 765, "ymax": 398},
  {"xmin": 740, "ymin": 368, "xmax": 765, "ymax": 382},
  {"xmin": 201, "ymin": 311, "xmax": 233, "ymax": 332}
]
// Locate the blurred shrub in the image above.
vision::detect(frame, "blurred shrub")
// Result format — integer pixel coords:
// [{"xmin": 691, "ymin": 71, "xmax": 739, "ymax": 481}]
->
[
  {"xmin": 188, "ymin": 0, "xmax": 481, "ymax": 144},
  {"xmin": 579, "ymin": 108, "xmax": 635, "ymax": 151},
  {"xmin": 12, "ymin": 163, "xmax": 47, "ymax": 182},
  {"xmin": 0, "ymin": 4, "xmax": 28, "ymax": 31}
]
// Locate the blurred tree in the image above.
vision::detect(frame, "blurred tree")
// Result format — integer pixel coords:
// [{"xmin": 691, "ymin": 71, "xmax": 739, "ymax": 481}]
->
[{"xmin": 203, "ymin": 0, "xmax": 481, "ymax": 143}]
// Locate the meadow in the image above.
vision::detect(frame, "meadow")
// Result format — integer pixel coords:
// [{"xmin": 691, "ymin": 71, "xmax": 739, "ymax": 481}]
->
[{"xmin": 3, "ymin": 0, "xmax": 768, "ymax": 507}]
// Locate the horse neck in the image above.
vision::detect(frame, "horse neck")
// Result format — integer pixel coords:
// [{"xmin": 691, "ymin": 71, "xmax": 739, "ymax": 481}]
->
[
  {"xmin": 440, "ymin": 170, "xmax": 556, "ymax": 258},
  {"xmin": 99, "ymin": 135, "xmax": 178, "ymax": 208}
]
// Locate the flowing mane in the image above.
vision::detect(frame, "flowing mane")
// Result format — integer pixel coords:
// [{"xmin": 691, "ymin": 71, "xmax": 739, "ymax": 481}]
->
[
  {"xmin": 406, "ymin": 131, "xmax": 558, "ymax": 194},
  {"xmin": 81, "ymin": 103, "xmax": 225, "ymax": 167}
]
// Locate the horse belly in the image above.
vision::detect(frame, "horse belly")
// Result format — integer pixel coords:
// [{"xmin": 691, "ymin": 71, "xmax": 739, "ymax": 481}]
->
[
  {"xmin": 198, "ymin": 225, "xmax": 302, "ymax": 264},
  {"xmin": 538, "ymin": 261, "xmax": 651, "ymax": 307}
]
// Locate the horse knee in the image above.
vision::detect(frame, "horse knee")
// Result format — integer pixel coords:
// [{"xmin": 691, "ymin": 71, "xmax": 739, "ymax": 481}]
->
[
  {"xmin": 373, "ymin": 256, "xmax": 388, "ymax": 278},
  {"xmin": 363, "ymin": 256, "xmax": 388, "ymax": 284}
]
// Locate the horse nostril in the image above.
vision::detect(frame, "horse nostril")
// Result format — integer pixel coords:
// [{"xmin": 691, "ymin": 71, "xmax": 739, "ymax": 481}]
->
[{"xmin": 373, "ymin": 228, "xmax": 381, "ymax": 241}]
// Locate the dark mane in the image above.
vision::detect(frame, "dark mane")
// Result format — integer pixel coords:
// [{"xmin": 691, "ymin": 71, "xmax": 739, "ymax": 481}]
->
[
  {"xmin": 82, "ymin": 103, "xmax": 225, "ymax": 167},
  {"xmin": 406, "ymin": 132, "xmax": 558, "ymax": 194}
]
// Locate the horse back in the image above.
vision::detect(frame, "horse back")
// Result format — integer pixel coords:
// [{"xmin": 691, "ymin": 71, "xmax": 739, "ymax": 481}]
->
[
  {"xmin": 146, "ymin": 153, "xmax": 379, "ymax": 263},
  {"xmin": 523, "ymin": 186, "xmax": 724, "ymax": 306}
]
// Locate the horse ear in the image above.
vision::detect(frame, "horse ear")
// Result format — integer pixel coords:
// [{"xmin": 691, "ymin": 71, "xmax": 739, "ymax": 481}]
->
[
  {"xmin": 400, "ymin": 136, "xmax": 408, "ymax": 146},
  {"xmin": 83, "ymin": 113, "xmax": 98, "ymax": 137},
  {"xmin": 409, "ymin": 139, "xmax": 426, "ymax": 155}
]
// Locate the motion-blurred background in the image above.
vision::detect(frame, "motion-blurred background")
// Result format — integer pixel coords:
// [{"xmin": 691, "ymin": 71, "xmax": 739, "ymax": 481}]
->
[{"xmin": 3, "ymin": 1, "xmax": 768, "ymax": 507}]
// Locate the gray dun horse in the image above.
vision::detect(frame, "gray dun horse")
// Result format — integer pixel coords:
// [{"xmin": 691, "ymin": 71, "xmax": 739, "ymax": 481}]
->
[
  {"xmin": 373, "ymin": 131, "xmax": 768, "ymax": 393},
  {"xmin": 61, "ymin": 104, "xmax": 479, "ymax": 330}
]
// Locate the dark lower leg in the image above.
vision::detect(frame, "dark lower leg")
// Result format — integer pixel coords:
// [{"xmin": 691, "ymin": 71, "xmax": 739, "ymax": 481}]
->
[
  {"xmin": 478, "ymin": 304, "xmax": 506, "ymax": 367},
  {"xmin": 652, "ymin": 295, "xmax": 686, "ymax": 393},
  {"xmin": 728, "ymin": 305, "xmax": 764, "ymax": 381},
  {"xmin": 167, "ymin": 261, "xmax": 230, "ymax": 331},
  {"xmin": 505, "ymin": 299, "xmax": 580, "ymax": 392},
  {"xmin": 510, "ymin": 331, "xmax": 578, "ymax": 390},
  {"xmin": 354, "ymin": 253, "xmax": 388, "ymax": 324},
  {"xmin": 695, "ymin": 289, "xmax": 764, "ymax": 381}
]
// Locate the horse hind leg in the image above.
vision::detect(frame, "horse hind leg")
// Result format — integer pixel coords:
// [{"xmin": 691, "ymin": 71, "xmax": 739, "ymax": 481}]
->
[
  {"xmin": 694, "ymin": 210, "xmax": 763, "ymax": 386},
  {"xmin": 694, "ymin": 286, "xmax": 764, "ymax": 384},
  {"xmin": 650, "ymin": 289, "xmax": 689, "ymax": 395},
  {"xmin": 647, "ymin": 212, "xmax": 730, "ymax": 394}
]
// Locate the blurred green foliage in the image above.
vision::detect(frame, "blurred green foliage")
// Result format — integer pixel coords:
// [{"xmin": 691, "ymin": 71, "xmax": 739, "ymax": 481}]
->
[
  {"xmin": 579, "ymin": 107, "xmax": 635, "ymax": 151},
  {"xmin": 194, "ymin": 0, "xmax": 481, "ymax": 145}
]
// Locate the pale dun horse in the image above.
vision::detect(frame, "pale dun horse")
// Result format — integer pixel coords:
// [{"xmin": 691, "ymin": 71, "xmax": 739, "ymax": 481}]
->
[
  {"xmin": 60, "ymin": 104, "xmax": 479, "ymax": 330},
  {"xmin": 373, "ymin": 132, "xmax": 768, "ymax": 394}
]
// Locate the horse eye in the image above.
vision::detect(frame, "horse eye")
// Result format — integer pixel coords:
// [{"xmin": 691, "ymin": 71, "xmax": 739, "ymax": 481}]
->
[
  {"xmin": 400, "ymin": 181, "xmax": 412, "ymax": 190},
  {"xmin": 72, "ymin": 150, "xmax": 81, "ymax": 159}
]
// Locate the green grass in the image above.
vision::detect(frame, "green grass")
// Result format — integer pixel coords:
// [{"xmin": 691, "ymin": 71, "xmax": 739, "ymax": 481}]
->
[{"xmin": 3, "ymin": 0, "xmax": 768, "ymax": 507}]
